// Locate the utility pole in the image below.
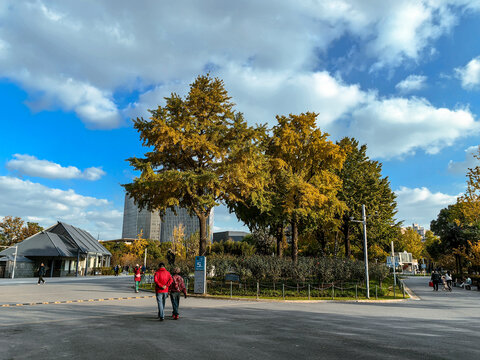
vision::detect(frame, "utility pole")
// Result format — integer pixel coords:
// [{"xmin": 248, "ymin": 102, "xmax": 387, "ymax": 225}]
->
[
  {"xmin": 391, "ymin": 241, "xmax": 397, "ymax": 287},
  {"xmin": 351, "ymin": 204, "xmax": 370, "ymax": 299},
  {"xmin": 11, "ymin": 245, "xmax": 18, "ymax": 279}
]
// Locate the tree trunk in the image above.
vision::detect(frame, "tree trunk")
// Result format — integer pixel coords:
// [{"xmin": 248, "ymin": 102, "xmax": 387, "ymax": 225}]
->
[
  {"xmin": 198, "ymin": 213, "xmax": 208, "ymax": 256},
  {"xmin": 334, "ymin": 230, "xmax": 339, "ymax": 258},
  {"xmin": 317, "ymin": 229, "xmax": 326, "ymax": 255},
  {"xmin": 276, "ymin": 226, "xmax": 284, "ymax": 258},
  {"xmin": 343, "ymin": 217, "xmax": 351, "ymax": 258},
  {"xmin": 291, "ymin": 219, "xmax": 298, "ymax": 264}
]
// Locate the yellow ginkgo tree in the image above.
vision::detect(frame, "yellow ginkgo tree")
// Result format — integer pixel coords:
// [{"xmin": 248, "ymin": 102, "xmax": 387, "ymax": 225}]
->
[
  {"xmin": 268, "ymin": 112, "xmax": 346, "ymax": 263},
  {"xmin": 124, "ymin": 74, "xmax": 267, "ymax": 256}
]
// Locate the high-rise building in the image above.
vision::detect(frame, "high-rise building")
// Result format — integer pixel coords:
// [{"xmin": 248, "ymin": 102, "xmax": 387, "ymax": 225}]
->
[
  {"xmin": 122, "ymin": 195, "xmax": 161, "ymax": 240},
  {"xmin": 121, "ymin": 194, "xmax": 213, "ymax": 242}
]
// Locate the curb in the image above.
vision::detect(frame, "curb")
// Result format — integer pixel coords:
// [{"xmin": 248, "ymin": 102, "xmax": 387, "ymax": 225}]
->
[
  {"xmin": 0, "ymin": 295, "xmax": 155, "ymax": 308},
  {"xmin": 401, "ymin": 282, "xmax": 420, "ymax": 301},
  {"xmin": 139, "ymin": 288, "xmax": 409, "ymax": 303}
]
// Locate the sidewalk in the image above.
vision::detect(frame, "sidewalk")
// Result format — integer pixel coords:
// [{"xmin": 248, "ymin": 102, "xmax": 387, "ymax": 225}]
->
[{"xmin": 0, "ymin": 274, "xmax": 126, "ymax": 286}]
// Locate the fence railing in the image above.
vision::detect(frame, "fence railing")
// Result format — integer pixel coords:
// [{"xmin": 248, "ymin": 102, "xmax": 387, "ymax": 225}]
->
[{"xmin": 141, "ymin": 275, "xmax": 407, "ymax": 300}]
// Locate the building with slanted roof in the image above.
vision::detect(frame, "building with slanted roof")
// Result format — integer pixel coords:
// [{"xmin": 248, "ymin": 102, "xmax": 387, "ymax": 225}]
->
[{"xmin": 0, "ymin": 221, "xmax": 111, "ymax": 278}]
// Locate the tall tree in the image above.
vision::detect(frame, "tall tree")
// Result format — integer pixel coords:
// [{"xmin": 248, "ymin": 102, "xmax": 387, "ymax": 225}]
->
[
  {"xmin": 458, "ymin": 146, "xmax": 480, "ymax": 224},
  {"xmin": 430, "ymin": 204, "xmax": 480, "ymax": 274},
  {"xmin": 395, "ymin": 228, "xmax": 424, "ymax": 259},
  {"xmin": 124, "ymin": 74, "xmax": 266, "ymax": 256},
  {"xmin": 336, "ymin": 137, "xmax": 398, "ymax": 258},
  {"xmin": 22, "ymin": 222, "xmax": 43, "ymax": 240},
  {"xmin": 268, "ymin": 112, "xmax": 346, "ymax": 263},
  {"xmin": 0, "ymin": 216, "xmax": 25, "ymax": 246}
]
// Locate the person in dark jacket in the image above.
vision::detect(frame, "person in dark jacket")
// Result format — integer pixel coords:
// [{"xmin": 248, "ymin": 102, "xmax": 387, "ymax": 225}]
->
[
  {"xmin": 154, "ymin": 263, "xmax": 172, "ymax": 321},
  {"xmin": 38, "ymin": 263, "xmax": 46, "ymax": 285},
  {"xmin": 431, "ymin": 270, "xmax": 441, "ymax": 291},
  {"xmin": 169, "ymin": 267, "xmax": 187, "ymax": 320}
]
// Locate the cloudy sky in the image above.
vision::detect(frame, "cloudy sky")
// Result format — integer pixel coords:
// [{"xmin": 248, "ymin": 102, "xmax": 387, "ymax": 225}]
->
[{"xmin": 1, "ymin": 0, "xmax": 480, "ymax": 239}]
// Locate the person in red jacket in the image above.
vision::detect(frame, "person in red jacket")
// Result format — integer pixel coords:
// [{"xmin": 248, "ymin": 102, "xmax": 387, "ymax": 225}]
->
[
  {"xmin": 154, "ymin": 263, "xmax": 172, "ymax": 321},
  {"xmin": 169, "ymin": 267, "xmax": 187, "ymax": 320},
  {"xmin": 133, "ymin": 264, "xmax": 142, "ymax": 293}
]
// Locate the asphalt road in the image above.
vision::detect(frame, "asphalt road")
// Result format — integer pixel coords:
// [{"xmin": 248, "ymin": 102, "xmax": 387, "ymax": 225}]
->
[{"xmin": 0, "ymin": 275, "xmax": 479, "ymax": 360}]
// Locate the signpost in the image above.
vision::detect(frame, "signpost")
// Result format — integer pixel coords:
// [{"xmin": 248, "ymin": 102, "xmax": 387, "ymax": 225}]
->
[
  {"xmin": 391, "ymin": 241, "xmax": 396, "ymax": 287},
  {"xmin": 194, "ymin": 256, "xmax": 206, "ymax": 294}
]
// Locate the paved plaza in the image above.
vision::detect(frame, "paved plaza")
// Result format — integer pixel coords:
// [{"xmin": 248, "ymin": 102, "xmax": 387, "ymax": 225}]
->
[{"xmin": 1, "ymin": 275, "xmax": 479, "ymax": 359}]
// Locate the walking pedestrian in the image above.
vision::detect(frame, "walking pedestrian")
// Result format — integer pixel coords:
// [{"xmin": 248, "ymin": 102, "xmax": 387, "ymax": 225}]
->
[
  {"xmin": 114, "ymin": 264, "xmax": 119, "ymax": 276},
  {"xmin": 445, "ymin": 271, "xmax": 453, "ymax": 291},
  {"xmin": 169, "ymin": 267, "xmax": 187, "ymax": 320},
  {"xmin": 134, "ymin": 264, "xmax": 142, "ymax": 293},
  {"xmin": 154, "ymin": 263, "xmax": 172, "ymax": 321},
  {"xmin": 431, "ymin": 270, "xmax": 441, "ymax": 291},
  {"xmin": 38, "ymin": 263, "xmax": 46, "ymax": 285}
]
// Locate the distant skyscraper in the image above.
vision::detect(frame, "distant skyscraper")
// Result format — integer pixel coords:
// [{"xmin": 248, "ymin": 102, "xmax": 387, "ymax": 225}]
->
[
  {"xmin": 122, "ymin": 195, "xmax": 161, "ymax": 240},
  {"xmin": 121, "ymin": 194, "xmax": 213, "ymax": 242}
]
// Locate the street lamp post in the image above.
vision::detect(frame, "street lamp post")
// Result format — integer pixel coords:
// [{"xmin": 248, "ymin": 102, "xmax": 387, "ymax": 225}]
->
[
  {"xmin": 11, "ymin": 245, "xmax": 18, "ymax": 279},
  {"xmin": 351, "ymin": 204, "xmax": 370, "ymax": 299}
]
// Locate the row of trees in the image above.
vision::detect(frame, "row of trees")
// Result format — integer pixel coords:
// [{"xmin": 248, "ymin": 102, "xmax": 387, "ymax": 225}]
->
[
  {"xmin": 124, "ymin": 74, "xmax": 400, "ymax": 262},
  {"xmin": 427, "ymin": 147, "xmax": 480, "ymax": 274}
]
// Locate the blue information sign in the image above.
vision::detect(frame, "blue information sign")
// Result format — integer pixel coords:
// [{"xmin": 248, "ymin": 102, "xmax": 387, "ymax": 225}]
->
[{"xmin": 195, "ymin": 256, "xmax": 206, "ymax": 271}]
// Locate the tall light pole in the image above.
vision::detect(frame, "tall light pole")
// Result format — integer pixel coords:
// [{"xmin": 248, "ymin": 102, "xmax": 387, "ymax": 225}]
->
[
  {"xmin": 351, "ymin": 204, "xmax": 370, "ymax": 299},
  {"xmin": 11, "ymin": 245, "xmax": 18, "ymax": 279}
]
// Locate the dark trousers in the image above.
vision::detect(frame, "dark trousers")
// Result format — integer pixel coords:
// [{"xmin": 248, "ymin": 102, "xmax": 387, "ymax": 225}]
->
[
  {"xmin": 38, "ymin": 276, "xmax": 45, "ymax": 284},
  {"xmin": 447, "ymin": 280, "xmax": 452, "ymax": 290},
  {"xmin": 433, "ymin": 281, "xmax": 439, "ymax": 291}
]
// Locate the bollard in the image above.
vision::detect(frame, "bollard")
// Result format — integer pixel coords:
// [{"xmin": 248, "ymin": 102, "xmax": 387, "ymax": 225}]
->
[
  {"xmin": 282, "ymin": 283, "xmax": 285, "ymax": 300},
  {"xmin": 402, "ymin": 283, "xmax": 405, "ymax": 299},
  {"xmin": 308, "ymin": 284, "xmax": 311, "ymax": 300},
  {"xmin": 186, "ymin": 279, "xmax": 189, "ymax": 292},
  {"xmin": 230, "ymin": 281, "xmax": 233, "ymax": 299},
  {"xmin": 256, "ymin": 282, "xmax": 259, "ymax": 300},
  {"xmin": 394, "ymin": 283, "xmax": 396, "ymax": 299},
  {"xmin": 355, "ymin": 285, "xmax": 358, "ymax": 300},
  {"xmin": 375, "ymin": 285, "xmax": 378, "ymax": 300},
  {"xmin": 332, "ymin": 283, "xmax": 334, "ymax": 300}
]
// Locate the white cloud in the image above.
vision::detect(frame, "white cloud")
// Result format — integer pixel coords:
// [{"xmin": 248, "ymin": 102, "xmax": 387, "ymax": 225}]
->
[
  {"xmin": 212, "ymin": 204, "xmax": 248, "ymax": 233},
  {"xmin": 130, "ymin": 69, "xmax": 366, "ymax": 128},
  {"xmin": 395, "ymin": 186, "xmax": 459, "ymax": 229},
  {"xmin": 448, "ymin": 145, "xmax": 480, "ymax": 174},
  {"xmin": 395, "ymin": 75, "xmax": 427, "ymax": 93},
  {"xmin": 6, "ymin": 154, "xmax": 106, "ymax": 181},
  {"xmin": 0, "ymin": 176, "xmax": 122, "ymax": 239},
  {"xmin": 455, "ymin": 56, "xmax": 480, "ymax": 90},
  {"xmin": 0, "ymin": 1, "xmax": 478, "ymax": 128},
  {"xmin": 344, "ymin": 97, "xmax": 478, "ymax": 159},
  {"xmin": 132, "ymin": 67, "xmax": 480, "ymax": 159}
]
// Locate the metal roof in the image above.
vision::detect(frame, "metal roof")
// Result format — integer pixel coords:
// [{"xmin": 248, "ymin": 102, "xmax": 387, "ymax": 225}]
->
[
  {"xmin": 0, "ymin": 221, "xmax": 111, "ymax": 258},
  {"xmin": 52, "ymin": 222, "xmax": 111, "ymax": 255},
  {"xmin": 0, "ymin": 255, "xmax": 34, "ymax": 262}
]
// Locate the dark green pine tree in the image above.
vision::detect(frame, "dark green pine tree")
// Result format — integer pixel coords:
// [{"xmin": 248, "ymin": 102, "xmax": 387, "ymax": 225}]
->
[{"xmin": 336, "ymin": 137, "xmax": 398, "ymax": 258}]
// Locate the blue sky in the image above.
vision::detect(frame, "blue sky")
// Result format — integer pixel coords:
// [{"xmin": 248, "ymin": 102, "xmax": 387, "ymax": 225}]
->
[{"xmin": 1, "ymin": 1, "xmax": 480, "ymax": 239}]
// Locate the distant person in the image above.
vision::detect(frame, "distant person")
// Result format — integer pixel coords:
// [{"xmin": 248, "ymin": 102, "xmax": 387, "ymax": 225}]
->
[
  {"xmin": 167, "ymin": 249, "xmax": 176, "ymax": 266},
  {"xmin": 169, "ymin": 267, "xmax": 187, "ymax": 320},
  {"xmin": 154, "ymin": 263, "xmax": 172, "ymax": 321},
  {"xmin": 134, "ymin": 264, "xmax": 142, "ymax": 293},
  {"xmin": 445, "ymin": 271, "xmax": 453, "ymax": 291},
  {"xmin": 114, "ymin": 264, "xmax": 119, "ymax": 276},
  {"xmin": 37, "ymin": 263, "xmax": 46, "ymax": 285},
  {"xmin": 460, "ymin": 277, "xmax": 472, "ymax": 290},
  {"xmin": 431, "ymin": 270, "xmax": 441, "ymax": 291},
  {"xmin": 141, "ymin": 264, "xmax": 146, "ymax": 273}
]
